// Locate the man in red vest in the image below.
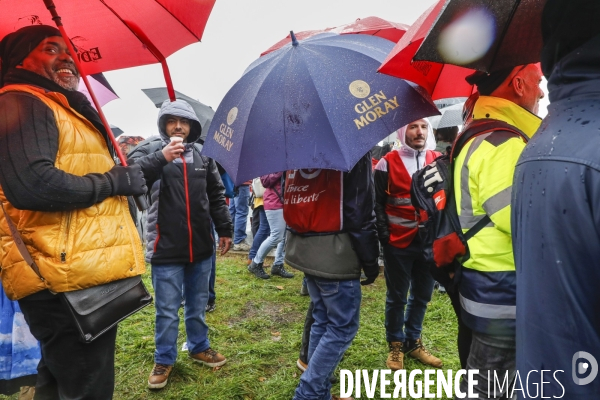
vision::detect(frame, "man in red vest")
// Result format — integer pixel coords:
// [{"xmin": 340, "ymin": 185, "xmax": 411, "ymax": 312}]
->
[{"xmin": 374, "ymin": 118, "xmax": 443, "ymax": 370}]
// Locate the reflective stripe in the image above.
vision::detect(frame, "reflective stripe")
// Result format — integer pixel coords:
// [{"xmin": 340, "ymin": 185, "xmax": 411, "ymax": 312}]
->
[
  {"xmin": 387, "ymin": 214, "xmax": 418, "ymax": 228},
  {"xmin": 482, "ymin": 186, "xmax": 512, "ymax": 216},
  {"xmin": 459, "ymin": 214, "xmax": 495, "ymax": 229},
  {"xmin": 460, "ymin": 294, "xmax": 516, "ymax": 319},
  {"xmin": 460, "ymin": 134, "xmax": 492, "ymax": 217},
  {"xmin": 386, "ymin": 197, "xmax": 412, "ymax": 206}
]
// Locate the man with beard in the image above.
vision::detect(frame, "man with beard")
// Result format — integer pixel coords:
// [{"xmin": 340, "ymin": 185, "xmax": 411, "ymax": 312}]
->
[{"xmin": 0, "ymin": 26, "xmax": 147, "ymax": 398}]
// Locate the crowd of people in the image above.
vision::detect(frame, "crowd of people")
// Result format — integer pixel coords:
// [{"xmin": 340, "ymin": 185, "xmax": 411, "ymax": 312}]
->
[{"xmin": 0, "ymin": 1, "xmax": 599, "ymax": 399}]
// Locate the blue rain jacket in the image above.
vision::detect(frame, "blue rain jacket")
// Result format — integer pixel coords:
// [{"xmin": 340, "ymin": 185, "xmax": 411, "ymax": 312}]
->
[{"xmin": 512, "ymin": 34, "xmax": 600, "ymax": 399}]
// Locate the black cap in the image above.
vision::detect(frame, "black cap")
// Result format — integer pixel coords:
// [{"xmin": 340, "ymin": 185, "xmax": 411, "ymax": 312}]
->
[
  {"xmin": 0, "ymin": 25, "xmax": 61, "ymax": 86},
  {"xmin": 465, "ymin": 68, "xmax": 514, "ymax": 96}
]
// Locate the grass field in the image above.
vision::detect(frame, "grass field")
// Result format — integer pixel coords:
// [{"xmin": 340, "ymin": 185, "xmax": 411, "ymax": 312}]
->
[
  {"xmin": 111, "ymin": 253, "xmax": 460, "ymax": 400},
  {"xmin": 2, "ymin": 253, "xmax": 459, "ymax": 400}
]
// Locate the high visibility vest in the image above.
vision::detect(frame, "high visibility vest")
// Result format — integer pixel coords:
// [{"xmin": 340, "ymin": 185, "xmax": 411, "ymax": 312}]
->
[
  {"xmin": 383, "ymin": 150, "xmax": 437, "ymax": 248},
  {"xmin": 283, "ymin": 169, "xmax": 343, "ymax": 233},
  {"xmin": 453, "ymin": 96, "xmax": 541, "ymax": 335}
]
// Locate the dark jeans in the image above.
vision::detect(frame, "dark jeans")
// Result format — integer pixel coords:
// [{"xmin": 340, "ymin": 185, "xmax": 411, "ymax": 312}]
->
[
  {"xmin": 383, "ymin": 241, "xmax": 435, "ymax": 343},
  {"xmin": 208, "ymin": 225, "xmax": 218, "ymax": 304},
  {"xmin": 251, "ymin": 206, "xmax": 261, "ymax": 237},
  {"xmin": 457, "ymin": 332, "xmax": 516, "ymax": 400},
  {"xmin": 249, "ymin": 206, "xmax": 269, "ymax": 261},
  {"xmin": 19, "ymin": 293, "xmax": 117, "ymax": 400}
]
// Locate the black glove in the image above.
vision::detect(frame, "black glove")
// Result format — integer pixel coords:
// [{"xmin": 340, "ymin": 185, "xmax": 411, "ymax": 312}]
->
[
  {"xmin": 104, "ymin": 164, "xmax": 147, "ymax": 196},
  {"xmin": 360, "ymin": 259, "xmax": 379, "ymax": 286}
]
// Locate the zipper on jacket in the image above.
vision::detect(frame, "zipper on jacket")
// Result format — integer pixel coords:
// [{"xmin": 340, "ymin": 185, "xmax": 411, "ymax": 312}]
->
[
  {"xmin": 181, "ymin": 155, "xmax": 194, "ymax": 262},
  {"xmin": 61, "ymin": 212, "xmax": 72, "ymax": 263}
]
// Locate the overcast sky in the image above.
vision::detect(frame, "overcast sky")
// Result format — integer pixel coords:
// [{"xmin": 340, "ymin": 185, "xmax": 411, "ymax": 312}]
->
[{"xmin": 101, "ymin": 0, "xmax": 548, "ymax": 138}]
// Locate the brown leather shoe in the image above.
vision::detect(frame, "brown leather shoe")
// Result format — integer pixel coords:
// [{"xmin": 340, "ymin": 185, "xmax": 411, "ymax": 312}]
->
[
  {"xmin": 148, "ymin": 363, "xmax": 173, "ymax": 389},
  {"xmin": 190, "ymin": 348, "xmax": 227, "ymax": 367},
  {"xmin": 406, "ymin": 338, "xmax": 443, "ymax": 368},
  {"xmin": 386, "ymin": 341, "xmax": 404, "ymax": 370}
]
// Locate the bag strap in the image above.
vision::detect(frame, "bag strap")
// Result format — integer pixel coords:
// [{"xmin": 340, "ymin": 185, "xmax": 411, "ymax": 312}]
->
[
  {"xmin": 463, "ymin": 214, "xmax": 491, "ymax": 240},
  {"xmin": 0, "ymin": 202, "xmax": 45, "ymax": 282},
  {"xmin": 273, "ymin": 174, "xmax": 285, "ymax": 204}
]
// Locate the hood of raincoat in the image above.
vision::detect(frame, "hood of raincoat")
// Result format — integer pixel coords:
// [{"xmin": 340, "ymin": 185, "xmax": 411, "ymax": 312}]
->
[
  {"xmin": 157, "ymin": 99, "xmax": 203, "ymax": 146},
  {"xmin": 393, "ymin": 117, "xmax": 436, "ymax": 157}
]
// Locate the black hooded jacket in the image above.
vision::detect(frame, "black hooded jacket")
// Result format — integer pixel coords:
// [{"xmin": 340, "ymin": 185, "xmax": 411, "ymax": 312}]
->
[{"xmin": 128, "ymin": 100, "xmax": 232, "ymax": 264}]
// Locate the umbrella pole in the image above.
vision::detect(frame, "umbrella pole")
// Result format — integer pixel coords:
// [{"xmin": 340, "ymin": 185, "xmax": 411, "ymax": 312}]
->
[
  {"xmin": 43, "ymin": 0, "xmax": 149, "ymax": 211},
  {"xmin": 123, "ymin": 21, "xmax": 176, "ymax": 102}
]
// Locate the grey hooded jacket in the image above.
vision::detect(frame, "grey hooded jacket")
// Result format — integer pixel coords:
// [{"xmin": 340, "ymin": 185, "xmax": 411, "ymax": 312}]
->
[{"xmin": 128, "ymin": 99, "xmax": 232, "ymax": 264}]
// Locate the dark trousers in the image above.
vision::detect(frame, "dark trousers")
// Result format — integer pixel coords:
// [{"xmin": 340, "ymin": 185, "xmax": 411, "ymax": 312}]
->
[
  {"xmin": 299, "ymin": 300, "xmax": 315, "ymax": 364},
  {"xmin": 383, "ymin": 241, "xmax": 435, "ymax": 343},
  {"xmin": 428, "ymin": 264, "xmax": 473, "ymax": 369},
  {"xmin": 251, "ymin": 206, "xmax": 261, "ymax": 237},
  {"xmin": 19, "ymin": 293, "xmax": 117, "ymax": 400}
]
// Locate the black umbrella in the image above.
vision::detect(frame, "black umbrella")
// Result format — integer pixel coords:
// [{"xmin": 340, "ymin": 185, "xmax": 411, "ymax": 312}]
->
[
  {"xmin": 142, "ymin": 88, "xmax": 214, "ymax": 143},
  {"xmin": 110, "ymin": 125, "xmax": 124, "ymax": 138},
  {"xmin": 413, "ymin": 0, "xmax": 547, "ymax": 73}
]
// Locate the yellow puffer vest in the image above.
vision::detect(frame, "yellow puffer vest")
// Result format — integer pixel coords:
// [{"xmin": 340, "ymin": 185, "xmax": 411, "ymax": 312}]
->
[{"xmin": 0, "ymin": 84, "xmax": 145, "ymax": 300}]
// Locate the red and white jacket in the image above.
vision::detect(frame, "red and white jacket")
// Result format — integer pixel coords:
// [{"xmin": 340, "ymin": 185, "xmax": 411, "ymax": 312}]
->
[{"xmin": 374, "ymin": 148, "xmax": 440, "ymax": 248}]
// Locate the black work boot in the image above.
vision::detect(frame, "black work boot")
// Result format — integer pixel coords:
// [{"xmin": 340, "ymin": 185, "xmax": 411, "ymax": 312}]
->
[
  {"xmin": 271, "ymin": 263, "xmax": 294, "ymax": 278},
  {"xmin": 248, "ymin": 261, "xmax": 270, "ymax": 279}
]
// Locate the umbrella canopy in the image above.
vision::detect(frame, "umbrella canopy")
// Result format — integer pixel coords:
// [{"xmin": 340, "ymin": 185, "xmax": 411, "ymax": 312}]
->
[
  {"xmin": 78, "ymin": 73, "xmax": 118, "ymax": 108},
  {"xmin": 378, "ymin": 0, "xmax": 475, "ymax": 101},
  {"xmin": 202, "ymin": 33, "xmax": 439, "ymax": 185},
  {"xmin": 0, "ymin": 0, "xmax": 216, "ymax": 75},
  {"xmin": 142, "ymin": 87, "xmax": 214, "ymax": 143},
  {"xmin": 110, "ymin": 124, "xmax": 124, "ymax": 137},
  {"xmin": 429, "ymin": 103, "xmax": 465, "ymax": 129},
  {"xmin": 261, "ymin": 16, "xmax": 408, "ymax": 56},
  {"xmin": 413, "ymin": 0, "xmax": 548, "ymax": 73}
]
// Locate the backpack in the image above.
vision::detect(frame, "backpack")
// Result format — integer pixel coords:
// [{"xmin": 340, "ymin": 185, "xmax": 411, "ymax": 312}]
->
[
  {"xmin": 251, "ymin": 177, "xmax": 266, "ymax": 198},
  {"xmin": 410, "ymin": 119, "xmax": 529, "ymax": 269}
]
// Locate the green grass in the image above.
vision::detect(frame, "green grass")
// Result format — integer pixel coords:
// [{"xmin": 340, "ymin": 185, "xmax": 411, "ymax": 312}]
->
[
  {"xmin": 113, "ymin": 254, "xmax": 460, "ymax": 399},
  {"xmin": 2, "ymin": 254, "xmax": 460, "ymax": 399}
]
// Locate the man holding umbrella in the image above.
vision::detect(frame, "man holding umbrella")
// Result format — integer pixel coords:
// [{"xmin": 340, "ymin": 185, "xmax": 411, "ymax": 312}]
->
[
  {"xmin": 128, "ymin": 98, "xmax": 232, "ymax": 390},
  {"xmin": 0, "ymin": 26, "xmax": 147, "ymax": 398}
]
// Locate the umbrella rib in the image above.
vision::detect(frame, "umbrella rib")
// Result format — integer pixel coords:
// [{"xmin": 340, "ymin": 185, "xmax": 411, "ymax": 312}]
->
[{"xmin": 149, "ymin": 0, "xmax": 204, "ymax": 41}]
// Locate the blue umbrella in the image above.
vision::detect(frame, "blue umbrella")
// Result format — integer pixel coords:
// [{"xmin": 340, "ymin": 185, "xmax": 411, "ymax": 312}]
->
[{"xmin": 202, "ymin": 32, "xmax": 440, "ymax": 184}]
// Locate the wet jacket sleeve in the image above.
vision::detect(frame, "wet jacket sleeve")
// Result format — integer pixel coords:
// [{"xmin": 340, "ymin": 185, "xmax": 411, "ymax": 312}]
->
[
  {"xmin": 343, "ymin": 153, "xmax": 379, "ymax": 277},
  {"xmin": 373, "ymin": 159, "xmax": 391, "ymax": 244},
  {"xmin": 205, "ymin": 158, "xmax": 233, "ymax": 238},
  {"xmin": 127, "ymin": 140, "xmax": 168, "ymax": 187},
  {"xmin": 0, "ymin": 92, "xmax": 113, "ymax": 211},
  {"xmin": 260, "ymin": 172, "xmax": 283, "ymax": 189}
]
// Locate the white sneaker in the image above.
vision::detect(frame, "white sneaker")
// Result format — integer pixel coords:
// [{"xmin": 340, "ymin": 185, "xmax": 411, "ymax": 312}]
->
[{"xmin": 232, "ymin": 242, "xmax": 251, "ymax": 251}]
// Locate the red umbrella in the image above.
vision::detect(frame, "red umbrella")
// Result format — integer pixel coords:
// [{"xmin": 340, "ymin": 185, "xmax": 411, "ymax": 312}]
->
[
  {"xmin": 0, "ymin": 0, "xmax": 216, "ymax": 206},
  {"xmin": 260, "ymin": 16, "xmax": 408, "ymax": 56},
  {"xmin": 378, "ymin": 0, "xmax": 475, "ymax": 101}
]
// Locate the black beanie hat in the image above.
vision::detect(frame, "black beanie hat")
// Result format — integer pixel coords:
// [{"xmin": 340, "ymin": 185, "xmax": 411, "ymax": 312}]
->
[
  {"xmin": 0, "ymin": 25, "xmax": 61, "ymax": 87},
  {"xmin": 541, "ymin": 0, "xmax": 600, "ymax": 78},
  {"xmin": 464, "ymin": 68, "xmax": 514, "ymax": 96}
]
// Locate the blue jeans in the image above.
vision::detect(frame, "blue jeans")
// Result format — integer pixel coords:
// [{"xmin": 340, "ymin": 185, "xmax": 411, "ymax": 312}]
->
[
  {"xmin": 249, "ymin": 206, "xmax": 270, "ymax": 261},
  {"xmin": 383, "ymin": 241, "xmax": 435, "ymax": 343},
  {"xmin": 457, "ymin": 332, "xmax": 516, "ymax": 400},
  {"xmin": 293, "ymin": 275, "xmax": 361, "ymax": 400},
  {"xmin": 229, "ymin": 185, "xmax": 250, "ymax": 244},
  {"xmin": 151, "ymin": 257, "xmax": 212, "ymax": 365},
  {"xmin": 253, "ymin": 209, "xmax": 285, "ymax": 265}
]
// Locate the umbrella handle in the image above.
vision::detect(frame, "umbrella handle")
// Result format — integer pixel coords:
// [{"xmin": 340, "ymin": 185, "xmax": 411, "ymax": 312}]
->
[{"xmin": 43, "ymin": 0, "xmax": 149, "ymax": 211}]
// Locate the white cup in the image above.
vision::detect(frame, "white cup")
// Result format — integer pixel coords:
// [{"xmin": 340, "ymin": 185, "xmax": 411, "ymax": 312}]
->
[{"xmin": 170, "ymin": 136, "xmax": 183, "ymax": 145}]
